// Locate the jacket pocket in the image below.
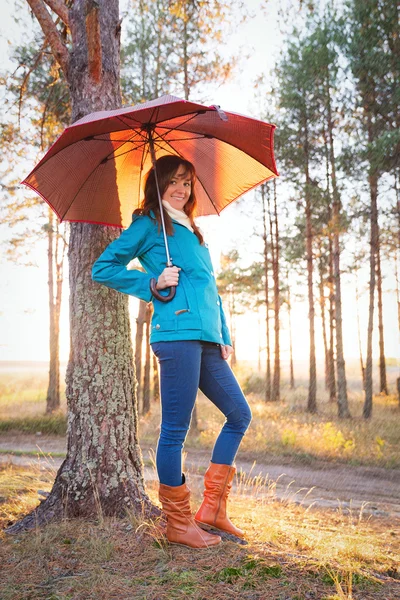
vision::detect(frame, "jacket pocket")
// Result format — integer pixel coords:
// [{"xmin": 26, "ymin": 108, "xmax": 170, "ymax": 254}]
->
[{"xmin": 151, "ymin": 315, "xmax": 202, "ymax": 333}]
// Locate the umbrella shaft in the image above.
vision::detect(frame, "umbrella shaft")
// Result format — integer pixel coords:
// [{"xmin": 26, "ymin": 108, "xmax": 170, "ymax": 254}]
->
[{"xmin": 148, "ymin": 132, "xmax": 173, "ymax": 268}]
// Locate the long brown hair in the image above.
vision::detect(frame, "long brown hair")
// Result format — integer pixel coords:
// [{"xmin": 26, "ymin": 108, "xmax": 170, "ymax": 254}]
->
[{"xmin": 134, "ymin": 155, "xmax": 204, "ymax": 245}]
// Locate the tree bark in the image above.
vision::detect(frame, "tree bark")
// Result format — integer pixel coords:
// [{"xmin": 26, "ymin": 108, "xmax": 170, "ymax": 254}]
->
[
  {"xmin": 142, "ymin": 303, "xmax": 151, "ymax": 415},
  {"xmin": 328, "ymin": 234, "xmax": 337, "ymax": 402},
  {"xmin": 26, "ymin": 0, "xmax": 69, "ymax": 73},
  {"xmin": 317, "ymin": 245, "xmax": 329, "ymax": 392},
  {"xmin": 46, "ymin": 208, "xmax": 60, "ymax": 413},
  {"xmin": 227, "ymin": 290, "xmax": 237, "ymax": 368},
  {"xmin": 321, "ymin": 125, "xmax": 333, "ymax": 394},
  {"xmin": 153, "ymin": 354, "xmax": 159, "ymax": 403},
  {"xmin": 376, "ymin": 239, "xmax": 388, "ymax": 395},
  {"xmin": 364, "ymin": 169, "xmax": 378, "ymax": 419},
  {"xmin": 326, "ymin": 72, "xmax": 350, "ymax": 418},
  {"xmin": 135, "ymin": 300, "xmax": 147, "ymax": 405},
  {"xmin": 8, "ymin": 0, "xmax": 156, "ymax": 533},
  {"xmin": 355, "ymin": 270, "xmax": 366, "ymax": 390},
  {"xmin": 182, "ymin": 2, "xmax": 189, "ymax": 100},
  {"xmin": 304, "ymin": 115, "xmax": 317, "ymax": 414},
  {"xmin": 43, "ymin": 0, "xmax": 69, "ymax": 24},
  {"xmin": 271, "ymin": 180, "xmax": 280, "ymax": 402},
  {"xmin": 261, "ymin": 185, "xmax": 271, "ymax": 401},
  {"xmin": 287, "ymin": 270, "xmax": 295, "ymax": 390}
]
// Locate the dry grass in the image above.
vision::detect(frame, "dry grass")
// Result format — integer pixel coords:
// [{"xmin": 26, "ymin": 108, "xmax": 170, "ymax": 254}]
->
[
  {"xmin": 0, "ymin": 371, "xmax": 67, "ymax": 420},
  {"xmin": 139, "ymin": 387, "xmax": 400, "ymax": 469},
  {"xmin": 1, "ymin": 365, "xmax": 399, "ymax": 469},
  {"xmin": 0, "ymin": 461, "xmax": 399, "ymax": 600},
  {"xmin": 1, "ymin": 364, "xmax": 399, "ymax": 598}
]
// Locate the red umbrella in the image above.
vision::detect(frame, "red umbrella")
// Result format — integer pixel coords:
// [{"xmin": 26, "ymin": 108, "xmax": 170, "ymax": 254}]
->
[{"xmin": 22, "ymin": 94, "xmax": 278, "ymax": 228}]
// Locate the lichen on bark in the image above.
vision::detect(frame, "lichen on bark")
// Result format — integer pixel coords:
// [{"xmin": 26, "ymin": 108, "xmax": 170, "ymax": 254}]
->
[{"xmin": 7, "ymin": 1, "xmax": 157, "ymax": 534}]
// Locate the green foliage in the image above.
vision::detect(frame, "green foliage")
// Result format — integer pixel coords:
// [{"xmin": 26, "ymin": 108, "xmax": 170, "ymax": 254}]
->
[
  {"xmin": 212, "ymin": 556, "xmax": 283, "ymax": 586},
  {"xmin": 121, "ymin": 0, "xmax": 243, "ymax": 103},
  {"xmin": 343, "ymin": 0, "xmax": 400, "ymax": 176},
  {"xmin": 242, "ymin": 372, "xmax": 266, "ymax": 395}
]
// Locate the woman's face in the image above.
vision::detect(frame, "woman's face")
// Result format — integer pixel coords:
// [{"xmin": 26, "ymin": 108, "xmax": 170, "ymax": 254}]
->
[{"xmin": 162, "ymin": 164, "xmax": 192, "ymax": 211}]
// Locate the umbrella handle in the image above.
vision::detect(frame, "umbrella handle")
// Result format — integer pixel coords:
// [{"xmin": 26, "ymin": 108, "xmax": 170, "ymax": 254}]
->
[{"xmin": 150, "ymin": 278, "xmax": 176, "ymax": 302}]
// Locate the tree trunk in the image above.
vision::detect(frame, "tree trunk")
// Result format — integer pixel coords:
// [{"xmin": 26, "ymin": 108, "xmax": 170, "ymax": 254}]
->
[
  {"xmin": 271, "ymin": 180, "xmax": 280, "ymax": 402},
  {"xmin": 304, "ymin": 115, "xmax": 317, "ymax": 414},
  {"xmin": 332, "ymin": 215, "xmax": 350, "ymax": 418},
  {"xmin": 317, "ymin": 245, "xmax": 329, "ymax": 392},
  {"xmin": 153, "ymin": 354, "xmax": 159, "ymax": 403},
  {"xmin": 328, "ymin": 234, "xmax": 337, "ymax": 402},
  {"xmin": 135, "ymin": 300, "xmax": 147, "ymax": 405},
  {"xmin": 376, "ymin": 240, "xmax": 388, "ymax": 395},
  {"xmin": 287, "ymin": 270, "xmax": 295, "ymax": 390},
  {"xmin": 8, "ymin": 0, "xmax": 155, "ymax": 533},
  {"xmin": 257, "ymin": 311, "xmax": 262, "ymax": 373},
  {"xmin": 182, "ymin": 3, "xmax": 189, "ymax": 100},
  {"xmin": 142, "ymin": 303, "xmax": 151, "ymax": 415},
  {"xmin": 364, "ymin": 170, "xmax": 378, "ymax": 419},
  {"xmin": 396, "ymin": 174, "xmax": 400, "ymax": 406},
  {"xmin": 229, "ymin": 291, "xmax": 237, "ymax": 368},
  {"xmin": 395, "ymin": 250, "xmax": 400, "ymax": 355},
  {"xmin": 46, "ymin": 208, "xmax": 60, "ymax": 413},
  {"xmin": 322, "ymin": 124, "xmax": 334, "ymax": 397},
  {"xmin": 355, "ymin": 270, "xmax": 366, "ymax": 390},
  {"xmin": 261, "ymin": 185, "xmax": 271, "ymax": 401},
  {"xmin": 326, "ymin": 72, "xmax": 350, "ymax": 418}
]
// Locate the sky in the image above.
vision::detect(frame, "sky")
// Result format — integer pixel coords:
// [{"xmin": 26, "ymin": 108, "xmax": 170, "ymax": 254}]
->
[{"xmin": 0, "ymin": 0, "xmax": 398, "ymax": 370}]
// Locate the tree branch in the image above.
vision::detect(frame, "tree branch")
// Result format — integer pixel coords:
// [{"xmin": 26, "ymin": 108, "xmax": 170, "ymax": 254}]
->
[
  {"xmin": 18, "ymin": 39, "xmax": 48, "ymax": 129},
  {"xmin": 25, "ymin": 0, "xmax": 69, "ymax": 76},
  {"xmin": 42, "ymin": 0, "xmax": 69, "ymax": 26},
  {"xmin": 85, "ymin": 0, "xmax": 102, "ymax": 83}
]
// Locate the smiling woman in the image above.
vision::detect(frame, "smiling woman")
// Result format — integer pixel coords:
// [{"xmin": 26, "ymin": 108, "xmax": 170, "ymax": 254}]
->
[
  {"xmin": 92, "ymin": 154, "xmax": 252, "ymax": 548},
  {"xmin": 162, "ymin": 164, "xmax": 192, "ymax": 209}
]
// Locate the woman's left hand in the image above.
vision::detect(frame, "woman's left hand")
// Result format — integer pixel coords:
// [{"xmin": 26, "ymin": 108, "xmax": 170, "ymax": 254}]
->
[{"xmin": 220, "ymin": 345, "xmax": 233, "ymax": 360}]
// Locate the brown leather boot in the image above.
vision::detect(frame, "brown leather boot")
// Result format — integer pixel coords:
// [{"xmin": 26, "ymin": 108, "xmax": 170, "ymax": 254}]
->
[
  {"xmin": 195, "ymin": 462, "xmax": 244, "ymax": 538},
  {"xmin": 159, "ymin": 478, "xmax": 221, "ymax": 548}
]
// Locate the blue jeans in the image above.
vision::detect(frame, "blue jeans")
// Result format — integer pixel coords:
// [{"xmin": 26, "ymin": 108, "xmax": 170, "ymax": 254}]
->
[{"xmin": 151, "ymin": 340, "xmax": 252, "ymax": 486}]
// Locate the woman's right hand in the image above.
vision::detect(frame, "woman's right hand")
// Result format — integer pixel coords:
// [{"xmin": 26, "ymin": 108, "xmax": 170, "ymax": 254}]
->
[{"xmin": 156, "ymin": 266, "xmax": 181, "ymax": 290}]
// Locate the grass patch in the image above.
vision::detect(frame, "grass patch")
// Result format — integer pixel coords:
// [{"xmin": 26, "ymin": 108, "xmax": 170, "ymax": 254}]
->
[
  {"xmin": 0, "ymin": 371, "xmax": 66, "ymax": 420},
  {"xmin": 0, "ymin": 463, "xmax": 399, "ymax": 600},
  {"xmin": 139, "ymin": 387, "xmax": 400, "ymax": 469},
  {"xmin": 0, "ymin": 448, "xmax": 66, "ymax": 458},
  {"xmin": 0, "ymin": 414, "xmax": 67, "ymax": 435},
  {"xmin": 1, "ymin": 365, "xmax": 399, "ymax": 469}
]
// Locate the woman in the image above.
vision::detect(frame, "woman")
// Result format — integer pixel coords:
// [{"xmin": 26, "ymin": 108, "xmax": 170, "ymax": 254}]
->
[{"xmin": 92, "ymin": 155, "xmax": 252, "ymax": 548}]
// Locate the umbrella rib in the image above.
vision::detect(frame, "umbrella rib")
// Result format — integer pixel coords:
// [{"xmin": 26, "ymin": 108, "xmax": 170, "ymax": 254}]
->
[
  {"xmin": 58, "ymin": 133, "xmax": 146, "ymax": 221},
  {"xmin": 59, "ymin": 160, "xmax": 107, "ymax": 222},
  {"xmin": 115, "ymin": 114, "xmax": 146, "ymax": 131},
  {"xmin": 90, "ymin": 137, "xmax": 145, "ymax": 143},
  {"xmin": 158, "ymin": 135, "xmax": 210, "ymax": 142},
  {"xmin": 92, "ymin": 134, "xmax": 207, "ymax": 144},
  {"xmin": 117, "ymin": 110, "xmax": 205, "ymax": 136},
  {"xmin": 103, "ymin": 140, "xmax": 149, "ymax": 162},
  {"xmin": 137, "ymin": 141, "xmax": 151, "ymax": 209},
  {"xmin": 151, "ymin": 112, "xmax": 204, "ymax": 136}
]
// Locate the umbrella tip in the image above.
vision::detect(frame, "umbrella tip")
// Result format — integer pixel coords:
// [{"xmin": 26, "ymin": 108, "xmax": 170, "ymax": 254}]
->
[{"xmin": 210, "ymin": 105, "xmax": 228, "ymax": 122}]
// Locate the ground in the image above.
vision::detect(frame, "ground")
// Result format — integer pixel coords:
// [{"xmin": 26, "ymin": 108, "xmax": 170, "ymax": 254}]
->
[
  {"xmin": 1, "ymin": 432, "xmax": 400, "ymax": 521},
  {"xmin": 1, "ymin": 369, "xmax": 399, "ymax": 598}
]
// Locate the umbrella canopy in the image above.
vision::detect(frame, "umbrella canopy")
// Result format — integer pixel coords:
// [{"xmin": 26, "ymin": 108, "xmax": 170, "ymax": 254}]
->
[{"xmin": 23, "ymin": 95, "xmax": 278, "ymax": 228}]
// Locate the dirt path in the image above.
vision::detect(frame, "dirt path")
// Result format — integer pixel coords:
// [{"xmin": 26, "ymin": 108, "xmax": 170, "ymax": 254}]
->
[{"xmin": 1, "ymin": 433, "xmax": 399, "ymax": 519}]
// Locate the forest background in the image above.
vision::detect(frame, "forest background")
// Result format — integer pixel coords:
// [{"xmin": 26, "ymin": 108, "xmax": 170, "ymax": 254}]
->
[{"xmin": 1, "ymin": 0, "xmax": 397, "ymax": 389}]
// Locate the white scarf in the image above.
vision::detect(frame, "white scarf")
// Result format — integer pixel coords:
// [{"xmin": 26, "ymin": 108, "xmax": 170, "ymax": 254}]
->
[{"xmin": 162, "ymin": 200, "xmax": 194, "ymax": 232}]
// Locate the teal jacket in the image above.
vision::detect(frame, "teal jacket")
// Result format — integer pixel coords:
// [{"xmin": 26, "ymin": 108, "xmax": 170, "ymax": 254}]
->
[{"xmin": 92, "ymin": 214, "xmax": 232, "ymax": 346}]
